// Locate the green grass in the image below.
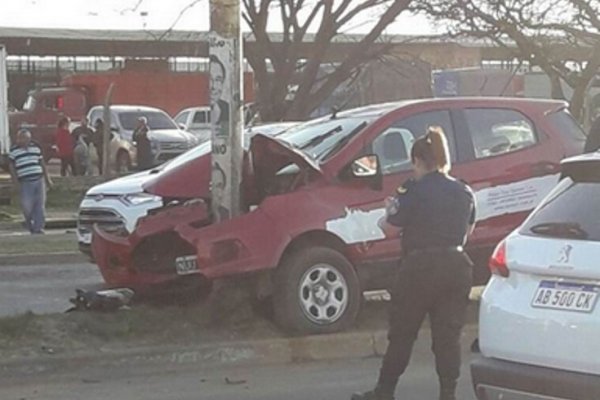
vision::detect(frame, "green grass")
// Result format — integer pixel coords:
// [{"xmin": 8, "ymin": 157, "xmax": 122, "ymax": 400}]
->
[
  {"xmin": 0, "ymin": 233, "xmax": 78, "ymax": 255},
  {"xmin": 0, "ymin": 312, "xmax": 37, "ymax": 340},
  {"xmin": 0, "ymin": 301, "xmax": 282, "ymax": 358},
  {"xmin": 0, "ymin": 176, "xmax": 106, "ymax": 221},
  {"xmin": 0, "ymin": 294, "xmax": 393, "ymax": 357}
]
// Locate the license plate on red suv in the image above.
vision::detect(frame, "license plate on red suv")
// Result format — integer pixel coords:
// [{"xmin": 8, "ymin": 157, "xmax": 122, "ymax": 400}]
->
[
  {"xmin": 531, "ymin": 281, "xmax": 599, "ymax": 313},
  {"xmin": 175, "ymin": 255, "xmax": 199, "ymax": 275}
]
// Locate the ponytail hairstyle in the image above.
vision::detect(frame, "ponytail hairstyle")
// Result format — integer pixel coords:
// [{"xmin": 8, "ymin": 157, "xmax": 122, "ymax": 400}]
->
[{"xmin": 410, "ymin": 126, "xmax": 451, "ymax": 173}]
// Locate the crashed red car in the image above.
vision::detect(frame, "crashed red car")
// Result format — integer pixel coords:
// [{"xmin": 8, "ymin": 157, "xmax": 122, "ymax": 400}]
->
[{"xmin": 92, "ymin": 98, "xmax": 585, "ymax": 334}]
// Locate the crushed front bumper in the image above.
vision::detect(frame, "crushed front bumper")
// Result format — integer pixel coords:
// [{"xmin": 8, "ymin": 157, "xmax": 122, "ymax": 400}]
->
[{"xmin": 91, "ymin": 201, "xmax": 287, "ymax": 289}]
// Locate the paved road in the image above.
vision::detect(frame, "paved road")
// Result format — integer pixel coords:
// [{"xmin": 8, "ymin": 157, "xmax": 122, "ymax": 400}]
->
[
  {"xmin": 0, "ymin": 262, "xmax": 103, "ymax": 316},
  {"xmin": 0, "ymin": 328, "xmax": 479, "ymax": 400}
]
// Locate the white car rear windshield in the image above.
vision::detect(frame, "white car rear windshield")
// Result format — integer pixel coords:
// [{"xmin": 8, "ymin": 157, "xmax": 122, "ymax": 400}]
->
[{"xmin": 521, "ymin": 177, "xmax": 600, "ymax": 241}]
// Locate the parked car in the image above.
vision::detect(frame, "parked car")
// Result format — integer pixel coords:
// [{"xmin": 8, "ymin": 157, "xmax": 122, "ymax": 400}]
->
[
  {"xmin": 91, "ymin": 97, "xmax": 585, "ymax": 334},
  {"xmin": 77, "ymin": 122, "xmax": 298, "ymax": 255},
  {"xmin": 174, "ymin": 107, "xmax": 211, "ymax": 143},
  {"xmin": 472, "ymin": 152, "xmax": 600, "ymax": 400},
  {"xmin": 173, "ymin": 105, "xmax": 289, "ymax": 143},
  {"xmin": 86, "ymin": 105, "xmax": 199, "ymax": 172}
]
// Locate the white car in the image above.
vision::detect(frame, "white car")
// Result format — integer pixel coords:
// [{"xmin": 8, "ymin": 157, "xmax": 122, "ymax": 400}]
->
[
  {"xmin": 472, "ymin": 153, "xmax": 600, "ymax": 399},
  {"xmin": 173, "ymin": 107, "xmax": 211, "ymax": 143},
  {"xmin": 87, "ymin": 105, "xmax": 199, "ymax": 171},
  {"xmin": 77, "ymin": 122, "xmax": 298, "ymax": 255}
]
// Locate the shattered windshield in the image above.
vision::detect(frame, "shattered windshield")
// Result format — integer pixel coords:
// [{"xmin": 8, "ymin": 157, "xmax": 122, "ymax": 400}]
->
[{"xmin": 277, "ymin": 117, "xmax": 373, "ymax": 161}]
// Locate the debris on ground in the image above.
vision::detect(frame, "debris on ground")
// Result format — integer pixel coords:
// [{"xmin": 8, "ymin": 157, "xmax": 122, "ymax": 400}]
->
[
  {"xmin": 0, "ymin": 283, "xmax": 394, "ymax": 360},
  {"xmin": 66, "ymin": 288, "xmax": 135, "ymax": 312},
  {"xmin": 225, "ymin": 377, "xmax": 247, "ymax": 385}
]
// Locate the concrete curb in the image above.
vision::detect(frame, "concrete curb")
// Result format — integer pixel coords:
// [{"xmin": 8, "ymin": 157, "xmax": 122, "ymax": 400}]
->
[
  {"xmin": 0, "ymin": 251, "xmax": 86, "ymax": 266},
  {"xmin": 0, "ymin": 325, "xmax": 479, "ymax": 377},
  {"xmin": 0, "ymin": 332, "xmax": 384, "ymax": 377},
  {"xmin": 44, "ymin": 218, "xmax": 77, "ymax": 230},
  {"xmin": 0, "ymin": 218, "xmax": 77, "ymax": 232}
]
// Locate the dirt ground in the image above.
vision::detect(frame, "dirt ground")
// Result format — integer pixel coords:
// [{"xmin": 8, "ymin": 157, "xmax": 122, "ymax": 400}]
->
[{"xmin": 0, "ymin": 290, "xmax": 392, "ymax": 361}]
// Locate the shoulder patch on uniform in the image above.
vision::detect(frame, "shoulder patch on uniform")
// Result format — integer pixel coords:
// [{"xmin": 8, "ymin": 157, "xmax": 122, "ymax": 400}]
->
[{"xmin": 396, "ymin": 178, "xmax": 416, "ymax": 195}]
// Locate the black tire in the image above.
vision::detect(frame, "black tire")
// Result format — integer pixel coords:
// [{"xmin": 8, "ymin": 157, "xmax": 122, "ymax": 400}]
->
[
  {"xmin": 116, "ymin": 150, "xmax": 131, "ymax": 173},
  {"xmin": 273, "ymin": 246, "xmax": 361, "ymax": 335}
]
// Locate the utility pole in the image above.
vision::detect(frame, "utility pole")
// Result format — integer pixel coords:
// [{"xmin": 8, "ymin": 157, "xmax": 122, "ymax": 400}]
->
[
  {"xmin": 0, "ymin": 46, "xmax": 9, "ymax": 158},
  {"xmin": 102, "ymin": 83, "xmax": 115, "ymax": 178},
  {"xmin": 209, "ymin": 0, "xmax": 243, "ymax": 222}
]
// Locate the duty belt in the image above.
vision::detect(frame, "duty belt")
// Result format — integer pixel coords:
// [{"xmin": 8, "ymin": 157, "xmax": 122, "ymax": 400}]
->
[{"xmin": 407, "ymin": 246, "xmax": 464, "ymax": 257}]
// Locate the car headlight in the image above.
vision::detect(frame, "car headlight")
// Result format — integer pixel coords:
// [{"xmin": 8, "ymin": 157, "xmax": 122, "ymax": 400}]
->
[{"xmin": 121, "ymin": 193, "xmax": 162, "ymax": 206}]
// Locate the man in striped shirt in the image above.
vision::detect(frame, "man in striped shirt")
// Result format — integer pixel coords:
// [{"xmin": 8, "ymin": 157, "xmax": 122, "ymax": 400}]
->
[{"xmin": 8, "ymin": 129, "xmax": 53, "ymax": 234}]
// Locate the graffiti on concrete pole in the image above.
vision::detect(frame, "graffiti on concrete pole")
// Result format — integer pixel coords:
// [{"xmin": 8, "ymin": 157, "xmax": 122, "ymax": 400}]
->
[
  {"xmin": 0, "ymin": 46, "xmax": 9, "ymax": 156},
  {"xmin": 209, "ymin": 0, "xmax": 243, "ymax": 222}
]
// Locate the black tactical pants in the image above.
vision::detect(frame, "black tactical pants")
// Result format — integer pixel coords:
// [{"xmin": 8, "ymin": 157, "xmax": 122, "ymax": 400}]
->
[{"xmin": 377, "ymin": 250, "xmax": 473, "ymax": 395}]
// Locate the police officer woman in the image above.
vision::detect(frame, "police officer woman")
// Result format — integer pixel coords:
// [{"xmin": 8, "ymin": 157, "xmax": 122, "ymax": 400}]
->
[{"xmin": 353, "ymin": 127, "xmax": 476, "ymax": 400}]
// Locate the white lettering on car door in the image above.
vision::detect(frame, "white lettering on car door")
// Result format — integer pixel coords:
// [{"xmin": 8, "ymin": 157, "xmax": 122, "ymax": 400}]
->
[
  {"xmin": 475, "ymin": 174, "xmax": 559, "ymax": 222},
  {"xmin": 325, "ymin": 175, "xmax": 558, "ymax": 244}
]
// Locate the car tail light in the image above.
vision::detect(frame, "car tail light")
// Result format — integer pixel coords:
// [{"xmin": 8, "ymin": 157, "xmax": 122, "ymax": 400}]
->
[{"xmin": 489, "ymin": 240, "xmax": 509, "ymax": 277}]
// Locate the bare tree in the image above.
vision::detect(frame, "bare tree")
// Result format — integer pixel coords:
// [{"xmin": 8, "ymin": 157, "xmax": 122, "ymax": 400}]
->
[
  {"xmin": 414, "ymin": 0, "xmax": 600, "ymax": 120},
  {"xmin": 119, "ymin": 0, "xmax": 413, "ymax": 121},
  {"xmin": 243, "ymin": 0, "xmax": 413, "ymax": 121}
]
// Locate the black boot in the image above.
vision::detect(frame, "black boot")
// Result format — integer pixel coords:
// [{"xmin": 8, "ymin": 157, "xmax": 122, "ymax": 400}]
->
[
  {"xmin": 351, "ymin": 387, "xmax": 395, "ymax": 400},
  {"xmin": 439, "ymin": 379, "xmax": 457, "ymax": 400}
]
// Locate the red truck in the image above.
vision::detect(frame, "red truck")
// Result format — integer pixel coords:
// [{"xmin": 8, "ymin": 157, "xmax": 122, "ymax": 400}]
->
[
  {"xmin": 6, "ymin": 63, "xmax": 255, "ymax": 161},
  {"xmin": 91, "ymin": 98, "xmax": 585, "ymax": 334}
]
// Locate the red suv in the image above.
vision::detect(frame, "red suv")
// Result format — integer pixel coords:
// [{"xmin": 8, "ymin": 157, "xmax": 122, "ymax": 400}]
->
[{"xmin": 92, "ymin": 98, "xmax": 585, "ymax": 334}]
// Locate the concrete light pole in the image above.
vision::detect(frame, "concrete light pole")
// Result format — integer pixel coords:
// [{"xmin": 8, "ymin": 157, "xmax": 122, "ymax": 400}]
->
[
  {"xmin": 209, "ymin": 0, "xmax": 244, "ymax": 222},
  {"xmin": 0, "ymin": 46, "xmax": 9, "ymax": 158},
  {"xmin": 102, "ymin": 83, "xmax": 115, "ymax": 178}
]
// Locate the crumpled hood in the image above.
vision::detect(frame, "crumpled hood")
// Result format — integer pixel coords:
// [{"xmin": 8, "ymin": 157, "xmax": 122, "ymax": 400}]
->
[
  {"xmin": 142, "ymin": 148, "xmax": 212, "ymax": 199},
  {"xmin": 142, "ymin": 133, "xmax": 321, "ymax": 200},
  {"xmin": 249, "ymin": 133, "xmax": 322, "ymax": 178}
]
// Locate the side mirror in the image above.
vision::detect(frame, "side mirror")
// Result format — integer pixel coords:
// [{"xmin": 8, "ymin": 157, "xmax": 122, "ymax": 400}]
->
[
  {"xmin": 110, "ymin": 126, "xmax": 120, "ymax": 133},
  {"xmin": 350, "ymin": 154, "xmax": 383, "ymax": 191},
  {"xmin": 178, "ymin": 123, "xmax": 186, "ymax": 130}
]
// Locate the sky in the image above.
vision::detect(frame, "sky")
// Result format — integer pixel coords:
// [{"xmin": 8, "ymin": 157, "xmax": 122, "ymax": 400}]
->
[{"xmin": 0, "ymin": 0, "xmax": 436, "ymax": 35}]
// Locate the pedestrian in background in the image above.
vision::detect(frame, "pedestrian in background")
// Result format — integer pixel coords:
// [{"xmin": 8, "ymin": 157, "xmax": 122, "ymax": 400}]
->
[
  {"xmin": 352, "ymin": 127, "xmax": 476, "ymax": 400},
  {"xmin": 8, "ymin": 129, "xmax": 53, "ymax": 234},
  {"xmin": 132, "ymin": 116, "xmax": 152, "ymax": 170},
  {"xmin": 73, "ymin": 130, "xmax": 91, "ymax": 176},
  {"xmin": 72, "ymin": 117, "xmax": 93, "ymax": 176},
  {"xmin": 72, "ymin": 117, "xmax": 93, "ymax": 147},
  {"xmin": 55, "ymin": 116, "xmax": 75, "ymax": 176},
  {"xmin": 92, "ymin": 118, "xmax": 105, "ymax": 174}
]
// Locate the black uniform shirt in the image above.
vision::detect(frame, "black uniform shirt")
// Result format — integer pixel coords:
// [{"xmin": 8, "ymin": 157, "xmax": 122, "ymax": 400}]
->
[{"xmin": 386, "ymin": 171, "xmax": 476, "ymax": 254}]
